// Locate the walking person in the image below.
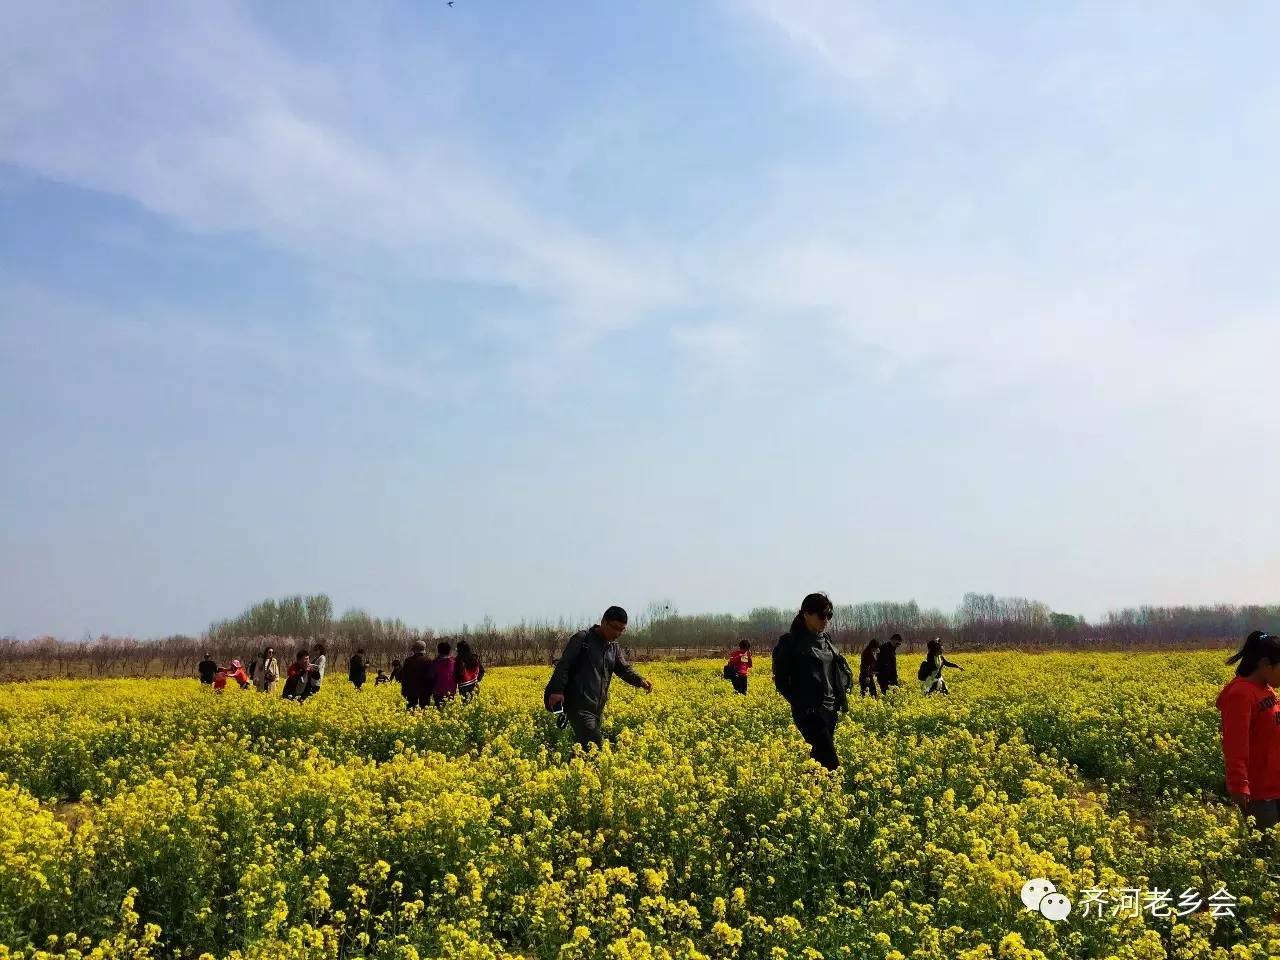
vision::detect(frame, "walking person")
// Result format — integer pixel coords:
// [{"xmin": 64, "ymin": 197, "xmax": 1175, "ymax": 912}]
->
[
  {"xmin": 919, "ymin": 638, "xmax": 963, "ymax": 695},
  {"xmin": 876, "ymin": 634, "xmax": 903, "ymax": 694},
  {"xmin": 399, "ymin": 641, "xmax": 432, "ymax": 710},
  {"xmin": 431, "ymin": 641, "xmax": 458, "ymax": 708},
  {"xmin": 1218, "ymin": 631, "xmax": 1280, "ymax": 830},
  {"xmin": 544, "ymin": 606, "xmax": 653, "ymax": 751},
  {"xmin": 772, "ymin": 593, "xmax": 852, "ymax": 771},
  {"xmin": 198, "ymin": 652, "xmax": 218, "ymax": 686},
  {"xmin": 454, "ymin": 640, "xmax": 485, "ymax": 703},
  {"xmin": 859, "ymin": 638, "xmax": 881, "ymax": 698},
  {"xmin": 727, "ymin": 640, "xmax": 752, "ymax": 695},
  {"xmin": 390, "ymin": 659, "xmax": 403, "ymax": 684},
  {"xmin": 252, "ymin": 646, "xmax": 279, "ymax": 693},
  {"xmin": 348, "ymin": 648, "xmax": 367, "ymax": 690}
]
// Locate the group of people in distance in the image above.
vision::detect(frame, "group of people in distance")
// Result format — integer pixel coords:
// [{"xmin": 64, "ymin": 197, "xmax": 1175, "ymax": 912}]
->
[
  {"xmin": 197, "ymin": 640, "xmax": 484, "ymax": 707},
  {"xmin": 190, "ymin": 595, "xmax": 1280, "ymax": 836},
  {"xmin": 395, "ymin": 640, "xmax": 486, "ymax": 709},
  {"xmin": 198, "ymin": 643, "xmax": 331, "ymax": 700}
]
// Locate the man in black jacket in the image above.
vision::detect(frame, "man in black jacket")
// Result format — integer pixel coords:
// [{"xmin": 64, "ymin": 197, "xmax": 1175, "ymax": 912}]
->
[
  {"xmin": 198, "ymin": 653, "xmax": 218, "ymax": 685},
  {"xmin": 876, "ymin": 634, "xmax": 902, "ymax": 694},
  {"xmin": 398, "ymin": 641, "xmax": 432, "ymax": 710},
  {"xmin": 544, "ymin": 606, "xmax": 653, "ymax": 750}
]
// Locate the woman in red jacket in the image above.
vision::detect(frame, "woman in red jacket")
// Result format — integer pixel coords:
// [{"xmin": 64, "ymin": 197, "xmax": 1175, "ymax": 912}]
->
[
  {"xmin": 454, "ymin": 640, "xmax": 486, "ymax": 703},
  {"xmin": 727, "ymin": 640, "xmax": 752, "ymax": 695},
  {"xmin": 1218, "ymin": 630, "xmax": 1280, "ymax": 829}
]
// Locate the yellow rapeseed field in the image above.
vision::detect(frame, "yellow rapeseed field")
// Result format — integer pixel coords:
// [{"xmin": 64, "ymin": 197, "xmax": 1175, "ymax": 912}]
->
[{"xmin": 0, "ymin": 652, "xmax": 1276, "ymax": 960}]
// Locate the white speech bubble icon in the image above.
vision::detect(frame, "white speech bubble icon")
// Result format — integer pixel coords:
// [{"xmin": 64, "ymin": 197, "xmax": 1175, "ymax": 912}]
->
[
  {"xmin": 1021, "ymin": 878, "xmax": 1056, "ymax": 911},
  {"xmin": 1039, "ymin": 892, "xmax": 1072, "ymax": 921}
]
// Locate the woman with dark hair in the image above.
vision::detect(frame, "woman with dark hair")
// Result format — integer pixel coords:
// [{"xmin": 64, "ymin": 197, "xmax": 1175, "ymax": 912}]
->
[
  {"xmin": 727, "ymin": 639, "xmax": 752, "ymax": 695},
  {"xmin": 772, "ymin": 593, "xmax": 852, "ymax": 770},
  {"xmin": 282, "ymin": 650, "xmax": 310, "ymax": 700},
  {"xmin": 252, "ymin": 646, "xmax": 279, "ymax": 693},
  {"xmin": 919, "ymin": 638, "xmax": 962, "ymax": 696},
  {"xmin": 348, "ymin": 648, "xmax": 367, "ymax": 690},
  {"xmin": 454, "ymin": 640, "xmax": 486, "ymax": 703},
  {"xmin": 299, "ymin": 642, "xmax": 326, "ymax": 701},
  {"xmin": 859, "ymin": 638, "xmax": 881, "ymax": 698},
  {"xmin": 1218, "ymin": 630, "xmax": 1280, "ymax": 829},
  {"xmin": 876, "ymin": 634, "xmax": 903, "ymax": 693}
]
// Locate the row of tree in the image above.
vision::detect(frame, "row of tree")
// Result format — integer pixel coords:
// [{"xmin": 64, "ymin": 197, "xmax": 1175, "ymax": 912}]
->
[{"xmin": 4, "ymin": 593, "xmax": 1276, "ymax": 680}]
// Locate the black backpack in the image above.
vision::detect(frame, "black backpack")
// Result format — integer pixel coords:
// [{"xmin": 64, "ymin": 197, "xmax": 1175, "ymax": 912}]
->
[
  {"xmin": 917, "ymin": 659, "xmax": 932, "ymax": 682},
  {"xmin": 722, "ymin": 662, "xmax": 735, "ymax": 681},
  {"xmin": 831, "ymin": 647, "xmax": 854, "ymax": 710}
]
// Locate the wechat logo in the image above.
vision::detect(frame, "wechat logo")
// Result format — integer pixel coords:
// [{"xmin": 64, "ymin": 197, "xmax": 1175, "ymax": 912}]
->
[{"xmin": 1022, "ymin": 878, "xmax": 1072, "ymax": 921}]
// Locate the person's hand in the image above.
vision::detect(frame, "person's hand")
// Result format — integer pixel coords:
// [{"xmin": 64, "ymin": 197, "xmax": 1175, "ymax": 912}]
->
[
  {"xmin": 642, "ymin": 679, "xmax": 653, "ymax": 693},
  {"xmin": 546, "ymin": 693, "xmax": 565, "ymax": 710}
]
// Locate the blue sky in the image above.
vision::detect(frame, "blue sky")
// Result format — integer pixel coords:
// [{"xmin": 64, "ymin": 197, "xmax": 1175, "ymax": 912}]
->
[{"xmin": 3, "ymin": 1, "xmax": 1279, "ymax": 639}]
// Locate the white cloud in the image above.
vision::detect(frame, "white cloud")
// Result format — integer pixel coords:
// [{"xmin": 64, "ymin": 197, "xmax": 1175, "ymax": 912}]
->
[
  {"xmin": 0, "ymin": 2, "xmax": 681, "ymax": 342},
  {"xmin": 733, "ymin": 0, "xmax": 960, "ymax": 112},
  {"xmin": 0, "ymin": 282, "xmax": 452, "ymax": 404}
]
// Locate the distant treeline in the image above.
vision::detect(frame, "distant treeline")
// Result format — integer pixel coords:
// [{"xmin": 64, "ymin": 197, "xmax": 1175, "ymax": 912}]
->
[{"xmin": 4, "ymin": 592, "xmax": 1277, "ymax": 680}]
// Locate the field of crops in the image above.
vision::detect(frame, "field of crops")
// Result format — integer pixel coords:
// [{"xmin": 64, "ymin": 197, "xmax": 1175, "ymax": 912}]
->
[{"xmin": 1, "ymin": 652, "xmax": 1276, "ymax": 960}]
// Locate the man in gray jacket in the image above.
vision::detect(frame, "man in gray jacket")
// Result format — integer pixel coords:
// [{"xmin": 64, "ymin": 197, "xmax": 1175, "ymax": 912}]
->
[{"xmin": 544, "ymin": 606, "xmax": 653, "ymax": 750}]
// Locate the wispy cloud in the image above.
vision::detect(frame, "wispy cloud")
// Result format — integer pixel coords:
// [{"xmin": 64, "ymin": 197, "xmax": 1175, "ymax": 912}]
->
[
  {"xmin": 0, "ymin": 2, "xmax": 681, "ymax": 353},
  {"xmin": 733, "ymin": 0, "xmax": 960, "ymax": 112}
]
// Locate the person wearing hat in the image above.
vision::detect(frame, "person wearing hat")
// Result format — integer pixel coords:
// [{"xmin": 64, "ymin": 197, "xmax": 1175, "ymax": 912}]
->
[
  {"xmin": 544, "ymin": 606, "xmax": 653, "ymax": 751},
  {"xmin": 1218, "ymin": 630, "xmax": 1280, "ymax": 829},
  {"xmin": 213, "ymin": 658, "xmax": 251, "ymax": 693}
]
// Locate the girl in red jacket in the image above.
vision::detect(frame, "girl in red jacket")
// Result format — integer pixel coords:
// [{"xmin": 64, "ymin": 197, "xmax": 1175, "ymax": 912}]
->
[
  {"xmin": 213, "ymin": 659, "xmax": 251, "ymax": 693},
  {"xmin": 1218, "ymin": 630, "xmax": 1280, "ymax": 829}
]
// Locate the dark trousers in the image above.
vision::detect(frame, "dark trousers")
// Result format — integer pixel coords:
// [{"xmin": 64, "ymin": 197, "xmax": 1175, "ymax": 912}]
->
[
  {"xmin": 791, "ymin": 706, "xmax": 840, "ymax": 770},
  {"xmin": 731, "ymin": 675, "xmax": 748, "ymax": 695},
  {"xmin": 860, "ymin": 677, "xmax": 878, "ymax": 698},
  {"xmin": 405, "ymin": 692, "xmax": 428, "ymax": 710},
  {"xmin": 1245, "ymin": 799, "xmax": 1280, "ymax": 830},
  {"xmin": 568, "ymin": 709, "xmax": 605, "ymax": 750},
  {"xmin": 877, "ymin": 675, "xmax": 897, "ymax": 695}
]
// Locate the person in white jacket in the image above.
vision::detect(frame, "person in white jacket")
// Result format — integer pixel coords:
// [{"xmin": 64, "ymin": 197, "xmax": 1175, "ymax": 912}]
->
[
  {"xmin": 252, "ymin": 646, "xmax": 280, "ymax": 693},
  {"xmin": 300, "ymin": 643, "xmax": 326, "ymax": 700}
]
